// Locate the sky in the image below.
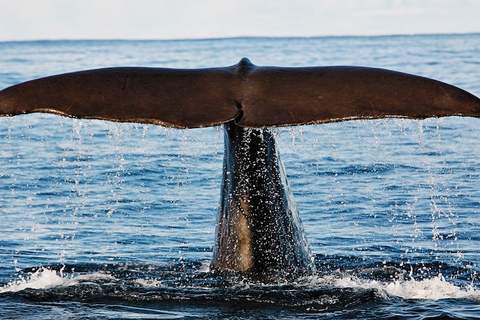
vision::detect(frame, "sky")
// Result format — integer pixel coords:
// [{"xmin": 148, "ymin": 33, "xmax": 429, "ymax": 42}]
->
[{"xmin": 0, "ymin": 0, "xmax": 479, "ymax": 41}]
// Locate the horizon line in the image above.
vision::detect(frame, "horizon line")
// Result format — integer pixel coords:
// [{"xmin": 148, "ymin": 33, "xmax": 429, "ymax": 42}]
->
[{"xmin": 1, "ymin": 31, "xmax": 479, "ymax": 44}]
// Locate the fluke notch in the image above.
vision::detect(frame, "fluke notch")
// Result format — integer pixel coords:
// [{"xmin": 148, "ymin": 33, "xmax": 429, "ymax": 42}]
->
[{"xmin": 1, "ymin": 59, "xmax": 479, "ymax": 128}]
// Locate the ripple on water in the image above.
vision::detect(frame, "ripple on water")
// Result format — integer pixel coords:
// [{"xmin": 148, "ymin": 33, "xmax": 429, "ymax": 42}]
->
[{"xmin": 1, "ymin": 35, "xmax": 480, "ymax": 319}]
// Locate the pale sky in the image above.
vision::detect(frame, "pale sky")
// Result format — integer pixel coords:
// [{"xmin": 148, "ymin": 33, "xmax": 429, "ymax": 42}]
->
[{"xmin": 0, "ymin": 0, "xmax": 479, "ymax": 41}]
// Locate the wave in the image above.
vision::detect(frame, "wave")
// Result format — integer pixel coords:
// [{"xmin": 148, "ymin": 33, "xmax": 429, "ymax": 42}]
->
[
  {"xmin": 1, "ymin": 264, "xmax": 478, "ymax": 304},
  {"xmin": 0, "ymin": 268, "xmax": 114, "ymax": 294},
  {"xmin": 308, "ymin": 274, "xmax": 479, "ymax": 301}
]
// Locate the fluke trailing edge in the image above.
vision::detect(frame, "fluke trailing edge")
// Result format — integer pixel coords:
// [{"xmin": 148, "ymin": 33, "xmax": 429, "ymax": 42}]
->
[
  {"xmin": 1, "ymin": 58, "xmax": 479, "ymax": 280},
  {"xmin": 1, "ymin": 58, "xmax": 479, "ymax": 128}
]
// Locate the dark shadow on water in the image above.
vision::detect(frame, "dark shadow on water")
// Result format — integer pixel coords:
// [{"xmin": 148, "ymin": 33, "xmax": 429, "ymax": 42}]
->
[{"xmin": 1, "ymin": 256, "xmax": 479, "ymax": 319}]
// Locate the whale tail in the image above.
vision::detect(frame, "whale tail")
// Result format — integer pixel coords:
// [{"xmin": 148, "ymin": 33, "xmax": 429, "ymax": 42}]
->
[
  {"xmin": 1, "ymin": 58, "xmax": 479, "ymax": 127},
  {"xmin": 1, "ymin": 59, "xmax": 480, "ymax": 280}
]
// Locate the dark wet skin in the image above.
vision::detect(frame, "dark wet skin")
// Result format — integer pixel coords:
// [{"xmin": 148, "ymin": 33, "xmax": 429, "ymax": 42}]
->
[{"xmin": 211, "ymin": 122, "xmax": 314, "ymax": 280}]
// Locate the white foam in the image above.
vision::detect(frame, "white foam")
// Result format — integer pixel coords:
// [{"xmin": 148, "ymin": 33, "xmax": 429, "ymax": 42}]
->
[
  {"xmin": 2, "ymin": 268, "xmax": 478, "ymax": 302},
  {"xmin": 305, "ymin": 274, "xmax": 480, "ymax": 301},
  {"xmin": 0, "ymin": 268, "xmax": 71, "ymax": 293},
  {"xmin": 199, "ymin": 260, "xmax": 210, "ymax": 273},
  {"xmin": 0, "ymin": 268, "xmax": 114, "ymax": 293},
  {"xmin": 134, "ymin": 278, "xmax": 163, "ymax": 287}
]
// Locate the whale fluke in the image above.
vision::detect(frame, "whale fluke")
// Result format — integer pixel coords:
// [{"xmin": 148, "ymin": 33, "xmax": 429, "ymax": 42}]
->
[
  {"xmin": 1, "ymin": 59, "xmax": 479, "ymax": 127},
  {"xmin": 238, "ymin": 65, "xmax": 480, "ymax": 127},
  {"xmin": 0, "ymin": 67, "xmax": 241, "ymax": 128}
]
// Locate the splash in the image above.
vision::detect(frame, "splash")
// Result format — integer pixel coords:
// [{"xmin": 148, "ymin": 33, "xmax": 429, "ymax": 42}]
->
[
  {"xmin": 306, "ymin": 274, "xmax": 479, "ymax": 301},
  {"xmin": 0, "ymin": 268, "xmax": 114, "ymax": 294},
  {"xmin": 2, "ymin": 266, "xmax": 478, "ymax": 303}
]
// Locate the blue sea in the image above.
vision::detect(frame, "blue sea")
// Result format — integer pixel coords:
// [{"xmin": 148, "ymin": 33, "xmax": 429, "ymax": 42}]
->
[{"xmin": 0, "ymin": 34, "xmax": 480, "ymax": 319}]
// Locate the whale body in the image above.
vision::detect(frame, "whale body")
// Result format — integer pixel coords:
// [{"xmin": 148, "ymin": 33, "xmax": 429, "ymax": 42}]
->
[{"xmin": 211, "ymin": 122, "xmax": 314, "ymax": 279}]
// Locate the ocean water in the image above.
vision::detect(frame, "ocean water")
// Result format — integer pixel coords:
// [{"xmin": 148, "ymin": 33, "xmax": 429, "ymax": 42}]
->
[{"xmin": 0, "ymin": 34, "xmax": 480, "ymax": 319}]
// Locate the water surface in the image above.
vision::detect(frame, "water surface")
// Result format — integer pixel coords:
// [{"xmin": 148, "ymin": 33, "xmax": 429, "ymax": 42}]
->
[{"xmin": 1, "ymin": 34, "xmax": 480, "ymax": 319}]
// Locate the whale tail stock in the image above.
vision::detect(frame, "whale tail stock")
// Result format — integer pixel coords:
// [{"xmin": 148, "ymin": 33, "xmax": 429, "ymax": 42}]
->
[
  {"xmin": 1, "ymin": 58, "xmax": 480, "ymax": 279},
  {"xmin": 1, "ymin": 58, "xmax": 479, "ymax": 127}
]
